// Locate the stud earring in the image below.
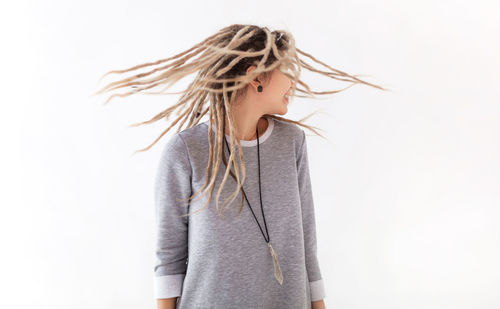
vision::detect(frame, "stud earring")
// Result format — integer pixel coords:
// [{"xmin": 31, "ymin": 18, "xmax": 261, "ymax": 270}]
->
[{"xmin": 257, "ymin": 85, "xmax": 263, "ymax": 92}]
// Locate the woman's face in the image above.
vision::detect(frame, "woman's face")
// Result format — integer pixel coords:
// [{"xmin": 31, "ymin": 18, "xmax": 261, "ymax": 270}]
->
[
  {"xmin": 258, "ymin": 68, "xmax": 294, "ymax": 115},
  {"xmin": 242, "ymin": 65, "xmax": 294, "ymax": 116}
]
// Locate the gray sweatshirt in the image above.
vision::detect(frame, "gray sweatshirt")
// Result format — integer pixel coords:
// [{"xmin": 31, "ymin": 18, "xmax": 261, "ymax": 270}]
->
[{"xmin": 153, "ymin": 115, "xmax": 326, "ymax": 308}]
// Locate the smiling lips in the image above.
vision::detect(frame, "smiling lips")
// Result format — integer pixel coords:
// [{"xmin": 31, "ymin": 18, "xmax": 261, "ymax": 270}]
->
[
  {"xmin": 283, "ymin": 92, "xmax": 290, "ymax": 103},
  {"xmin": 283, "ymin": 87, "xmax": 293, "ymax": 103}
]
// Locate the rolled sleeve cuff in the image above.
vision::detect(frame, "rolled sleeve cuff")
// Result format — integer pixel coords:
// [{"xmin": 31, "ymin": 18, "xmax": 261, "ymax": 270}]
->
[
  {"xmin": 310, "ymin": 278, "xmax": 326, "ymax": 301},
  {"xmin": 154, "ymin": 274, "xmax": 185, "ymax": 299}
]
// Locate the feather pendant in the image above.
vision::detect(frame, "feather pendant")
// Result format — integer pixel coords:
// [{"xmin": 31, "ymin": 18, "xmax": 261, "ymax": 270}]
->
[{"xmin": 268, "ymin": 242, "xmax": 283, "ymax": 285}]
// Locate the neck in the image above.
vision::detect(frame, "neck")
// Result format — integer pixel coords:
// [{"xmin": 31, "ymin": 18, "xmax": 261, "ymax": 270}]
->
[{"xmin": 222, "ymin": 111, "xmax": 268, "ymax": 141}]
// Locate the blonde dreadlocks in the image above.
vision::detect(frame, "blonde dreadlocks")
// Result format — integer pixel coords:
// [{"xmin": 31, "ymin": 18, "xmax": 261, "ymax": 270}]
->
[{"xmin": 93, "ymin": 23, "xmax": 387, "ymax": 218}]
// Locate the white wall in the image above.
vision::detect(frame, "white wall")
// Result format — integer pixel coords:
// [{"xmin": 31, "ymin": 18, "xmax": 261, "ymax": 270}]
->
[{"xmin": 1, "ymin": 0, "xmax": 498, "ymax": 308}]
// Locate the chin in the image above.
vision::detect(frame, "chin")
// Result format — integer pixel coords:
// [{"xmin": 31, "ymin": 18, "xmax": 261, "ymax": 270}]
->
[
  {"xmin": 270, "ymin": 101, "xmax": 288, "ymax": 115},
  {"xmin": 276, "ymin": 107, "xmax": 288, "ymax": 115}
]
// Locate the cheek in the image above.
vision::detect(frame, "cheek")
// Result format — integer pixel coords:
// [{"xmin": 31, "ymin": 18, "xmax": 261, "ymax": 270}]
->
[
  {"xmin": 263, "ymin": 85, "xmax": 282, "ymax": 101},
  {"xmin": 271, "ymin": 89, "xmax": 285, "ymax": 102}
]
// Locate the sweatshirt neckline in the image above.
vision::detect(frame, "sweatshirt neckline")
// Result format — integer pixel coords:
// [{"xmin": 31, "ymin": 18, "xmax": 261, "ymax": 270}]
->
[{"xmin": 204, "ymin": 116, "xmax": 275, "ymax": 147}]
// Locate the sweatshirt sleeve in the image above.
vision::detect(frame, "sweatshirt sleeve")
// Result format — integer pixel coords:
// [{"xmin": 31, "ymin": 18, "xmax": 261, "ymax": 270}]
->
[
  {"xmin": 297, "ymin": 130, "xmax": 326, "ymax": 301},
  {"xmin": 153, "ymin": 133, "xmax": 192, "ymax": 299}
]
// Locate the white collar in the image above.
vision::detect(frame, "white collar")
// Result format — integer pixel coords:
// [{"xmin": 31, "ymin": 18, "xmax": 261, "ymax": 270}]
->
[{"xmin": 203, "ymin": 116, "xmax": 275, "ymax": 147}]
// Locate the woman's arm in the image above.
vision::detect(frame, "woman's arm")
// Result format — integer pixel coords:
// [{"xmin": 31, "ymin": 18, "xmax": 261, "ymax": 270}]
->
[
  {"xmin": 154, "ymin": 134, "xmax": 192, "ymax": 302},
  {"xmin": 296, "ymin": 130, "xmax": 327, "ymax": 302},
  {"xmin": 157, "ymin": 297, "xmax": 177, "ymax": 309},
  {"xmin": 312, "ymin": 299, "xmax": 326, "ymax": 309}
]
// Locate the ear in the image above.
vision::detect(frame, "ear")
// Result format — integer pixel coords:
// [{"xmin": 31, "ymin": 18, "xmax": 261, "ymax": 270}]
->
[{"xmin": 246, "ymin": 65, "xmax": 261, "ymax": 90}]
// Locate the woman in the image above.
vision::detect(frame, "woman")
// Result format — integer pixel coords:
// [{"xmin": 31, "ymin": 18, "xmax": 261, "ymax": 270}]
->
[{"xmin": 95, "ymin": 24, "xmax": 385, "ymax": 309}]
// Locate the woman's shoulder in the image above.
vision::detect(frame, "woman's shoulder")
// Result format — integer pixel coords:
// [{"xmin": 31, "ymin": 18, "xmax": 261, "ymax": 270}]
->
[
  {"xmin": 170, "ymin": 121, "xmax": 212, "ymax": 158},
  {"xmin": 270, "ymin": 116, "xmax": 305, "ymax": 147},
  {"xmin": 158, "ymin": 122, "xmax": 207, "ymax": 155},
  {"xmin": 176, "ymin": 120, "xmax": 210, "ymax": 144},
  {"xmin": 270, "ymin": 116, "xmax": 304, "ymax": 136}
]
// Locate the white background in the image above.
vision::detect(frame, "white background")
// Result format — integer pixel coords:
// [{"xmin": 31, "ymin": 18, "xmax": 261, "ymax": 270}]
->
[{"xmin": 1, "ymin": 0, "xmax": 499, "ymax": 308}]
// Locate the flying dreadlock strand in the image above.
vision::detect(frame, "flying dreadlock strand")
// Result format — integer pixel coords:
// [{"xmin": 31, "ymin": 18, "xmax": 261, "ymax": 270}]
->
[
  {"xmin": 94, "ymin": 29, "xmax": 234, "ymax": 92},
  {"xmin": 227, "ymin": 78, "xmax": 248, "ymax": 216},
  {"xmin": 177, "ymin": 96, "xmax": 222, "ymax": 218},
  {"xmin": 216, "ymin": 82, "xmax": 246, "ymax": 217}
]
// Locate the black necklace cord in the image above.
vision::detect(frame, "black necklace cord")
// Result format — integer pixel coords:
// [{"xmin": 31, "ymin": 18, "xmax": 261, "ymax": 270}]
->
[
  {"xmin": 256, "ymin": 125, "xmax": 271, "ymax": 243},
  {"xmin": 222, "ymin": 116, "xmax": 271, "ymax": 244}
]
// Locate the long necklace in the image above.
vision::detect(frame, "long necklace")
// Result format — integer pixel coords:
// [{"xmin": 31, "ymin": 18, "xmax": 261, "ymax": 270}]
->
[{"xmin": 221, "ymin": 116, "xmax": 283, "ymax": 285}]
